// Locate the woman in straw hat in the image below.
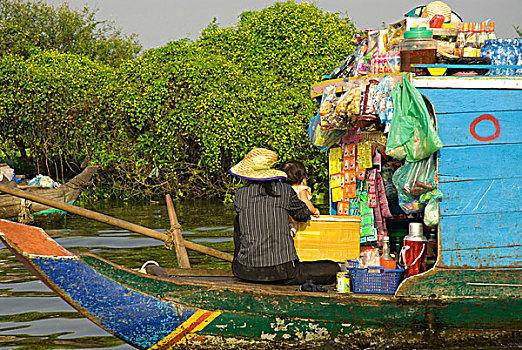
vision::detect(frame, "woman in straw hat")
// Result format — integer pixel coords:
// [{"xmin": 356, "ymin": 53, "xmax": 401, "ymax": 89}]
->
[{"xmin": 229, "ymin": 148, "xmax": 340, "ymax": 285}]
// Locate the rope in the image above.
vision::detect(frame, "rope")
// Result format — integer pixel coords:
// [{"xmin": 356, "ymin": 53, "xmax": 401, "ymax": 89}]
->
[
  {"xmin": 164, "ymin": 224, "xmax": 182, "ymax": 250},
  {"xmin": 18, "ymin": 198, "xmax": 34, "ymax": 224}
]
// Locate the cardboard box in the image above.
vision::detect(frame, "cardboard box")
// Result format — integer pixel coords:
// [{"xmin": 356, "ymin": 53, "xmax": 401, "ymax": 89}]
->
[{"xmin": 294, "ymin": 216, "xmax": 361, "ymax": 262}]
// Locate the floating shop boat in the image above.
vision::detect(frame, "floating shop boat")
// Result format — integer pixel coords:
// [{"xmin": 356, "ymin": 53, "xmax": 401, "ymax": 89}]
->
[
  {"xmin": 0, "ymin": 76, "xmax": 520, "ymax": 349},
  {"xmin": 0, "ymin": 166, "xmax": 98, "ymax": 222}
]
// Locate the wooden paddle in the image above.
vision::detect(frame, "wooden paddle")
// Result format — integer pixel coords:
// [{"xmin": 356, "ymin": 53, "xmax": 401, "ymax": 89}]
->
[{"xmin": 0, "ymin": 183, "xmax": 233, "ymax": 263}]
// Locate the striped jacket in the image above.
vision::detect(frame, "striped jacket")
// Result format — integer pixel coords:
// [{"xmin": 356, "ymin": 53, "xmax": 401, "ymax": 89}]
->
[{"xmin": 234, "ymin": 181, "xmax": 311, "ymax": 267}]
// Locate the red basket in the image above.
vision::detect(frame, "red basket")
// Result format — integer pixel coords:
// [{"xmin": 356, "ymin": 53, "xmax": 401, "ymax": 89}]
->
[{"xmin": 350, "ymin": 266, "xmax": 404, "ymax": 295}]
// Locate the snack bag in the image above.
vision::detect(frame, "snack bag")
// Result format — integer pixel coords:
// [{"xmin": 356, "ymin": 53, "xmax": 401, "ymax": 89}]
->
[
  {"xmin": 309, "ymin": 89, "xmax": 345, "ymax": 151},
  {"xmin": 357, "ymin": 141, "xmax": 373, "ymax": 169}
]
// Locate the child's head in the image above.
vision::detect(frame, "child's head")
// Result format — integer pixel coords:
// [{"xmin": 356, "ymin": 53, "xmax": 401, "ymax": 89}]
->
[{"xmin": 280, "ymin": 159, "xmax": 307, "ymax": 185}]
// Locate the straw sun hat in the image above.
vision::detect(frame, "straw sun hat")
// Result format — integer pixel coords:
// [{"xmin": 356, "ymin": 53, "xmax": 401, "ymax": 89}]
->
[
  {"xmin": 229, "ymin": 148, "xmax": 287, "ymax": 181},
  {"xmin": 421, "ymin": 1, "xmax": 452, "ymax": 22}
]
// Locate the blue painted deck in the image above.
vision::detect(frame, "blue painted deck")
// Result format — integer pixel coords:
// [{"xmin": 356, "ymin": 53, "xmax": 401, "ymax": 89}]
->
[
  {"xmin": 417, "ymin": 80, "xmax": 522, "ymax": 268},
  {"xmin": 32, "ymin": 257, "xmax": 196, "ymax": 349}
]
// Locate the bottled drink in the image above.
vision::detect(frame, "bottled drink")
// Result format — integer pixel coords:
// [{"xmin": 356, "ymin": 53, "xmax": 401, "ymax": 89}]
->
[
  {"xmin": 488, "ymin": 22, "xmax": 496, "ymax": 40},
  {"xmin": 455, "ymin": 22, "xmax": 467, "ymax": 57},
  {"xmin": 380, "ymin": 236, "xmax": 396, "ymax": 269},
  {"xmin": 425, "ymin": 231, "xmax": 438, "ymax": 268},
  {"xmin": 478, "ymin": 22, "xmax": 487, "ymax": 48},
  {"xmin": 463, "ymin": 22, "xmax": 479, "ymax": 57}
]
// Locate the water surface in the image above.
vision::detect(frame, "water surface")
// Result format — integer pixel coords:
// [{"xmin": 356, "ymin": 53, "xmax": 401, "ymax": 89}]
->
[{"xmin": 0, "ymin": 199, "xmax": 235, "ymax": 349}]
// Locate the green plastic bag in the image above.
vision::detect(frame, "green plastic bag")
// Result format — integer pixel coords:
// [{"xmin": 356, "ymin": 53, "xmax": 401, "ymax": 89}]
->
[
  {"xmin": 421, "ymin": 189, "xmax": 443, "ymax": 226},
  {"xmin": 386, "ymin": 74, "xmax": 443, "ymax": 161}
]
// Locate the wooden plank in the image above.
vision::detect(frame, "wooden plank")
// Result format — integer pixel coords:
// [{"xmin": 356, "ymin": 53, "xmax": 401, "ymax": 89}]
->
[
  {"xmin": 414, "ymin": 77, "xmax": 522, "ymax": 92},
  {"xmin": 440, "ymin": 212, "xmax": 521, "ymax": 250},
  {"xmin": 438, "ymin": 144, "xmax": 522, "ymax": 181},
  {"xmin": 439, "ymin": 178, "xmax": 521, "ymax": 216},
  {"xmin": 397, "ymin": 268, "xmax": 522, "ymax": 297},
  {"xmin": 418, "ymin": 88, "xmax": 522, "ymax": 114},
  {"xmin": 434, "ymin": 111, "xmax": 521, "ymax": 147},
  {"xmin": 440, "ymin": 246, "xmax": 521, "ymax": 268}
]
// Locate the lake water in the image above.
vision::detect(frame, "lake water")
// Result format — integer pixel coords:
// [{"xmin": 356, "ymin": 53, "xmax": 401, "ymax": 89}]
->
[{"xmin": 0, "ymin": 199, "xmax": 236, "ymax": 349}]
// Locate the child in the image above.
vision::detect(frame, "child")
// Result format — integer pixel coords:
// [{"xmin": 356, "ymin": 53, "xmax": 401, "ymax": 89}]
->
[{"xmin": 281, "ymin": 160, "xmax": 320, "ymax": 233}]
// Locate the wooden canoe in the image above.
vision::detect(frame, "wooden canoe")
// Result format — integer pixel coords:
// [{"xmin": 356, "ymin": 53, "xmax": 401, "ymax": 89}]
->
[
  {"xmin": 0, "ymin": 218, "xmax": 520, "ymax": 350},
  {"xmin": 0, "ymin": 166, "xmax": 97, "ymax": 222}
]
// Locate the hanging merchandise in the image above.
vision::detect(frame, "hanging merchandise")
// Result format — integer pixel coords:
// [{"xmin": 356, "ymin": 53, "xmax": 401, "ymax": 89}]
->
[
  {"xmin": 334, "ymin": 83, "xmax": 363, "ymax": 129},
  {"xmin": 309, "ymin": 87, "xmax": 345, "ymax": 151},
  {"xmin": 385, "ymin": 74, "xmax": 443, "ymax": 162},
  {"xmin": 372, "ymin": 76, "xmax": 395, "ymax": 133},
  {"xmin": 359, "ymin": 190, "xmax": 376, "ymax": 243},
  {"xmin": 420, "ymin": 188, "xmax": 443, "ymax": 226},
  {"xmin": 329, "ymin": 147, "xmax": 343, "ymax": 203},
  {"xmin": 357, "ymin": 141, "xmax": 373, "ymax": 169},
  {"xmin": 392, "ymin": 155, "xmax": 437, "ymax": 214},
  {"xmin": 329, "ymin": 34, "xmax": 368, "ymax": 79}
]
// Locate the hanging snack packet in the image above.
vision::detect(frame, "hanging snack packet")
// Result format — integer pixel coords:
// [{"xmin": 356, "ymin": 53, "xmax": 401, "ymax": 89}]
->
[
  {"xmin": 319, "ymin": 85, "xmax": 339, "ymax": 130},
  {"xmin": 373, "ymin": 75, "xmax": 395, "ymax": 133},
  {"xmin": 309, "ymin": 88, "xmax": 345, "ymax": 150},
  {"xmin": 357, "ymin": 141, "xmax": 373, "ymax": 169}
]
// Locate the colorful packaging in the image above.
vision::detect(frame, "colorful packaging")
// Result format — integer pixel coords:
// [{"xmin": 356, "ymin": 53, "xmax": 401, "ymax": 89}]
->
[
  {"xmin": 357, "ymin": 141, "xmax": 373, "ymax": 169},
  {"xmin": 337, "ymin": 272, "xmax": 351, "ymax": 293}
]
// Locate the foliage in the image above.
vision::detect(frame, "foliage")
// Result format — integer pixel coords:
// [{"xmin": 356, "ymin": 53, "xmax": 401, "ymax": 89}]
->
[
  {"xmin": 109, "ymin": 1, "xmax": 356, "ymax": 198},
  {"xmin": 0, "ymin": 1, "xmax": 357, "ymax": 199},
  {"xmin": 515, "ymin": 25, "xmax": 522, "ymax": 37},
  {"xmin": 0, "ymin": 49, "xmax": 119, "ymax": 182},
  {"xmin": 0, "ymin": 0, "xmax": 141, "ymax": 64}
]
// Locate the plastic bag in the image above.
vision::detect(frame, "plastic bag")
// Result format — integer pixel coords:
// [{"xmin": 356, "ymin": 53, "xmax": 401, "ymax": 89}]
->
[
  {"xmin": 319, "ymin": 86, "xmax": 339, "ymax": 130},
  {"xmin": 392, "ymin": 156, "xmax": 436, "ymax": 214},
  {"xmin": 421, "ymin": 189, "xmax": 443, "ymax": 226},
  {"xmin": 393, "ymin": 156, "xmax": 436, "ymax": 197},
  {"xmin": 309, "ymin": 87, "xmax": 344, "ymax": 150},
  {"xmin": 27, "ymin": 175, "xmax": 60, "ymax": 188},
  {"xmin": 385, "ymin": 74, "xmax": 443, "ymax": 162},
  {"xmin": 372, "ymin": 75, "xmax": 395, "ymax": 133}
]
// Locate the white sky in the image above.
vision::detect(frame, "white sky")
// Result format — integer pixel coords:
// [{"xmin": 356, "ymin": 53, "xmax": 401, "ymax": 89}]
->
[{"xmin": 43, "ymin": 0, "xmax": 522, "ymax": 50}]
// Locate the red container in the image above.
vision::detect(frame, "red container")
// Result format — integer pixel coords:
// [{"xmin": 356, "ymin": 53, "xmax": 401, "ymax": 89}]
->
[
  {"xmin": 400, "ymin": 223, "xmax": 427, "ymax": 278},
  {"xmin": 429, "ymin": 14, "xmax": 445, "ymax": 28}
]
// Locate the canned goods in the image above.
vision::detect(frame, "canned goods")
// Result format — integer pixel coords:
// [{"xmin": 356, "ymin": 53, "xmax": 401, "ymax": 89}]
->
[{"xmin": 336, "ymin": 272, "xmax": 351, "ymax": 293}]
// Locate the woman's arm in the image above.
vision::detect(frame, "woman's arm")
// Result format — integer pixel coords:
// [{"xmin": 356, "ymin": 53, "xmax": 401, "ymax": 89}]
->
[{"xmin": 284, "ymin": 184, "xmax": 312, "ymax": 222}]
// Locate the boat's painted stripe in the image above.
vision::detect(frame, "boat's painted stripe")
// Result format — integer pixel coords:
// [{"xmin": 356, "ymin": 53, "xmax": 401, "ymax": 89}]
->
[
  {"xmin": 30, "ymin": 256, "xmax": 218, "ymax": 349},
  {"xmin": 33, "ymin": 202, "xmax": 73, "ymax": 217},
  {"xmin": 0, "ymin": 220, "xmax": 74, "ymax": 257},
  {"xmin": 149, "ymin": 309, "xmax": 221, "ymax": 349}
]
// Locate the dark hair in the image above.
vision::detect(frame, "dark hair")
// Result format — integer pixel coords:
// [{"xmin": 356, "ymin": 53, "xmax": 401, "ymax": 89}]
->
[
  {"xmin": 280, "ymin": 159, "xmax": 307, "ymax": 185},
  {"xmin": 247, "ymin": 180, "xmax": 279, "ymax": 197}
]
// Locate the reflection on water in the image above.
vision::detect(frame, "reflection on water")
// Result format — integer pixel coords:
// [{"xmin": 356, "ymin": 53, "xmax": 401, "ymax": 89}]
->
[{"xmin": 0, "ymin": 199, "xmax": 235, "ymax": 349}]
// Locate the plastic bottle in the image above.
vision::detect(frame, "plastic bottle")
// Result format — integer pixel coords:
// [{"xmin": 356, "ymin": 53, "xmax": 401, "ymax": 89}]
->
[
  {"xmin": 380, "ymin": 236, "xmax": 396, "ymax": 269},
  {"xmin": 506, "ymin": 40, "xmax": 518, "ymax": 76},
  {"xmin": 455, "ymin": 22, "xmax": 467, "ymax": 57},
  {"xmin": 488, "ymin": 22, "xmax": 496, "ymax": 40},
  {"xmin": 516, "ymin": 39, "xmax": 522, "ymax": 76},
  {"xmin": 478, "ymin": 22, "xmax": 487, "ymax": 49},
  {"xmin": 463, "ymin": 22, "xmax": 479, "ymax": 57}
]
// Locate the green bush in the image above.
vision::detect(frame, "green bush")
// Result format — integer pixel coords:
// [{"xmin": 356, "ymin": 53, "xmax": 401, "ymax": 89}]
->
[
  {"xmin": 0, "ymin": 1, "xmax": 357, "ymax": 199},
  {"xmin": 0, "ymin": 0, "xmax": 141, "ymax": 64},
  {"xmin": 108, "ymin": 1, "xmax": 356, "ymax": 198}
]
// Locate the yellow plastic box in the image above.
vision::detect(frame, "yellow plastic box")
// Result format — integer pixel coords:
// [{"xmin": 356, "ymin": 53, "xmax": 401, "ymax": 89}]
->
[{"xmin": 294, "ymin": 216, "xmax": 361, "ymax": 262}]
